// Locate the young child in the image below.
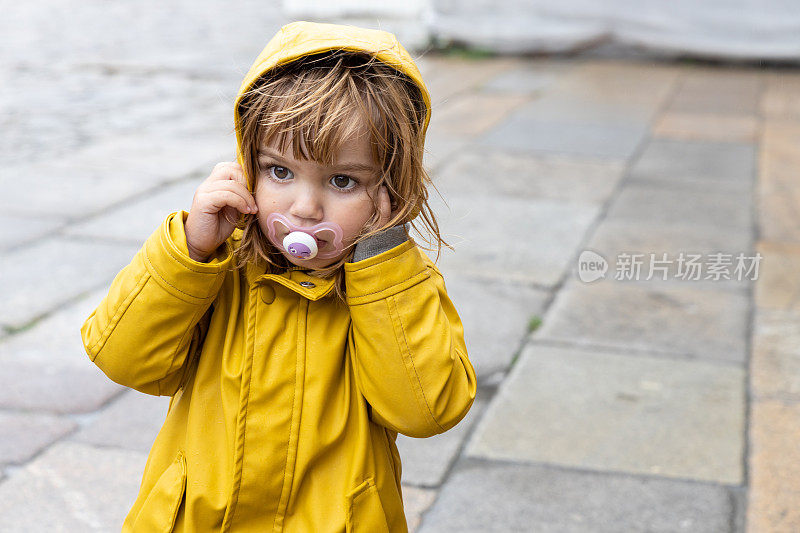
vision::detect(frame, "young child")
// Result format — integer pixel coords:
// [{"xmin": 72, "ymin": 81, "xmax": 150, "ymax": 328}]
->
[{"xmin": 81, "ymin": 21, "xmax": 476, "ymax": 532}]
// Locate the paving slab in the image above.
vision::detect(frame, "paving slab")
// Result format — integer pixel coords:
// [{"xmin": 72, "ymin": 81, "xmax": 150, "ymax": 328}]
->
[
  {"xmin": 0, "ymin": 411, "xmax": 76, "ymax": 466},
  {"xmin": 515, "ymin": 93, "xmax": 653, "ymax": 130},
  {"xmin": 467, "ymin": 343, "xmax": 745, "ymax": 484},
  {"xmin": 397, "ymin": 396, "xmax": 487, "ymax": 487},
  {"xmin": 761, "ymin": 72, "xmax": 800, "ymax": 119},
  {"xmin": 418, "ymin": 56, "xmax": 520, "ymax": 106},
  {"xmin": 0, "ymin": 237, "xmax": 138, "ymax": 330},
  {"xmin": 535, "ymin": 281, "xmax": 750, "ymax": 363},
  {"xmin": 628, "ymin": 139, "xmax": 756, "ymax": 192},
  {"xmin": 668, "ymin": 69, "xmax": 762, "ymax": 115},
  {"xmin": 481, "ymin": 115, "xmax": 648, "ymax": 160},
  {"xmin": 755, "ymin": 241, "xmax": 800, "ymax": 314},
  {"xmin": 584, "ymin": 219, "xmax": 754, "ymax": 292},
  {"xmin": 758, "ymin": 121, "xmax": 800, "ymax": 244},
  {"xmin": 758, "ymin": 188, "xmax": 800, "ymax": 246},
  {"xmin": 0, "ymin": 358, "xmax": 122, "ymax": 414},
  {"xmin": 752, "ymin": 309, "xmax": 800, "ymax": 399},
  {"xmin": 437, "ymin": 275, "xmax": 547, "ymax": 377},
  {"xmin": 401, "ymin": 484, "xmax": 437, "ymax": 533},
  {"xmin": 422, "ymin": 133, "xmax": 469, "ymax": 174},
  {"xmin": 64, "ymin": 178, "xmax": 196, "ymax": 243},
  {"xmin": 653, "ymin": 112, "xmax": 758, "ymax": 143},
  {"xmin": 481, "ymin": 62, "xmax": 568, "ymax": 94},
  {"xmin": 0, "ymin": 267, "xmax": 124, "ymax": 414},
  {"xmin": 71, "ymin": 390, "xmax": 170, "ymax": 452},
  {"xmin": 0, "ymin": 441, "xmax": 147, "ymax": 532},
  {"xmin": 517, "ymin": 61, "xmax": 677, "ymax": 125},
  {"xmin": 429, "ymin": 91, "xmax": 529, "ymax": 138},
  {"xmin": 430, "ymin": 194, "xmax": 598, "ymax": 286},
  {"xmin": 606, "ymin": 182, "xmax": 752, "ymax": 230},
  {"xmin": 760, "ymin": 119, "xmax": 800, "ymax": 193},
  {"xmin": 433, "ymin": 150, "xmax": 624, "ymax": 206},
  {"xmin": 748, "ymin": 399, "xmax": 800, "ymax": 532},
  {"xmin": 418, "ymin": 461, "xmax": 739, "ymax": 533}
]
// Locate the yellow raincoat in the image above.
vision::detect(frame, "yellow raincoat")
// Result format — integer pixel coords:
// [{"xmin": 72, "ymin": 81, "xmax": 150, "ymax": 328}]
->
[{"xmin": 81, "ymin": 21, "xmax": 476, "ymax": 532}]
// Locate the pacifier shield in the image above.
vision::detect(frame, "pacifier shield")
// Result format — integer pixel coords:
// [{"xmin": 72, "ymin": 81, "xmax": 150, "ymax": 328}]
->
[{"xmin": 265, "ymin": 213, "xmax": 345, "ymax": 260}]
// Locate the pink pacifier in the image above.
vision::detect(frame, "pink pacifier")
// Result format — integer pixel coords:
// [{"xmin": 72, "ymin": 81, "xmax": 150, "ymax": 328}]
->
[{"xmin": 265, "ymin": 213, "xmax": 344, "ymax": 260}]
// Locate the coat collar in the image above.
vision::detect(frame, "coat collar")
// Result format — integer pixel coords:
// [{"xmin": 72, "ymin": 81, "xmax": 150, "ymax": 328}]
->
[{"xmin": 244, "ymin": 260, "xmax": 335, "ymax": 301}]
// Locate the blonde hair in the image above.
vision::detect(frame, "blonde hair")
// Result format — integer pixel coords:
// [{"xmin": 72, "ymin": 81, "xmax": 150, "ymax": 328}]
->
[{"xmin": 234, "ymin": 50, "xmax": 447, "ymax": 301}]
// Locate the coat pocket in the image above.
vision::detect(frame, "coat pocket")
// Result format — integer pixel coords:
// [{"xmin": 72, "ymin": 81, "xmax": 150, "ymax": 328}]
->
[
  {"xmin": 345, "ymin": 477, "xmax": 390, "ymax": 533},
  {"xmin": 131, "ymin": 451, "xmax": 187, "ymax": 533}
]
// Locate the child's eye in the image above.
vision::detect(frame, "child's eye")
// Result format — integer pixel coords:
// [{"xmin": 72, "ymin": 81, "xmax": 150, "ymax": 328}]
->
[
  {"xmin": 330, "ymin": 175, "xmax": 357, "ymax": 190},
  {"xmin": 268, "ymin": 166, "xmax": 293, "ymax": 181}
]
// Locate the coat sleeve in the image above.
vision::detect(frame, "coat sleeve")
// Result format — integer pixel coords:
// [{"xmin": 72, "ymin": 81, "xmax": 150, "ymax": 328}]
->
[
  {"xmin": 345, "ymin": 240, "xmax": 477, "ymax": 438},
  {"xmin": 80, "ymin": 211, "xmax": 232, "ymax": 396}
]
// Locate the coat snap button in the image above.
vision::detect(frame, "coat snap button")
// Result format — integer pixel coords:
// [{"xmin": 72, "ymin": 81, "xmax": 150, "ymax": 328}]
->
[
  {"xmin": 260, "ymin": 284, "xmax": 275, "ymax": 304},
  {"xmin": 299, "ymin": 281, "xmax": 315, "ymax": 288}
]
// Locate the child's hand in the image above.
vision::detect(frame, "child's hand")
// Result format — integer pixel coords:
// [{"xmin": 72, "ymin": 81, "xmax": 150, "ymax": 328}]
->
[{"xmin": 184, "ymin": 162, "xmax": 257, "ymax": 262}]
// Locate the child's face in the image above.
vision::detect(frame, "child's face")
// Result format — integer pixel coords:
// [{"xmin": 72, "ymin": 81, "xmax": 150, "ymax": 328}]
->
[{"xmin": 254, "ymin": 125, "xmax": 382, "ymax": 269}]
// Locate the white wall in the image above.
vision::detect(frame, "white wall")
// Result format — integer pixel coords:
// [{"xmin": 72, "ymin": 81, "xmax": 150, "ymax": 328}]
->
[{"xmin": 283, "ymin": 0, "xmax": 800, "ymax": 60}]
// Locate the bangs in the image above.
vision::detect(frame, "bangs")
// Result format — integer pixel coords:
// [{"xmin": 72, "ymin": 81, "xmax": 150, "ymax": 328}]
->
[
  {"xmin": 240, "ymin": 52, "xmax": 392, "ymax": 169},
  {"xmin": 259, "ymin": 99, "xmax": 373, "ymax": 168}
]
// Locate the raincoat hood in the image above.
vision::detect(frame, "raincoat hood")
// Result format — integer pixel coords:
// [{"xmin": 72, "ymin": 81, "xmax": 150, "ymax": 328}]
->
[{"xmin": 233, "ymin": 20, "xmax": 432, "ymax": 189}]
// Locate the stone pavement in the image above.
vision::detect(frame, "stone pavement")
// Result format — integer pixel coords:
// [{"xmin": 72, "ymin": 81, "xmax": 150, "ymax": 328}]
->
[{"xmin": 2, "ymin": 3, "xmax": 799, "ymax": 532}]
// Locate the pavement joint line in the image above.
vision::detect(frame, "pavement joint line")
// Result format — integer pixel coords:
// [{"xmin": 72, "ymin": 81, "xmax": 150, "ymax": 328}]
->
[
  {"xmin": 57, "ymin": 234, "xmax": 144, "ymax": 247},
  {"xmin": 542, "ymin": 64, "xmax": 683, "ymax": 292},
  {"xmin": 517, "ymin": 68, "xmax": 694, "ymax": 375},
  {"xmin": 0, "ymin": 399, "xmax": 115, "ymax": 418},
  {"xmin": 474, "ymin": 373, "xmax": 502, "ymax": 392},
  {"xmin": 1, "ymin": 465, "xmax": 23, "ymax": 479},
  {"xmin": 69, "ymin": 61, "xmax": 235, "ymax": 81},
  {"xmin": 738, "ymin": 74, "xmax": 768, "ymax": 528},
  {"xmin": 0, "ymin": 387, "xmax": 131, "ymax": 476},
  {"xmin": 454, "ymin": 454, "xmax": 748, "ymax": 490},
  {"xmin": 415, "ymin": 380, "xmax": 497, "ymax": 530},
  {"xmin": 451, "ymin": 139, "xmax": 632, "ymax": 166},
  {"xmin": 58, "ymin": 169, "xmax": 208, "ymax": 227},
  {"xmin": 0, "ymin": 171, "xmax": 206, "ymax": 256},
  {"xmin": 11, "ymin": 60, "xmax": 238, "ymax": 83},
  {"xmin": 0, "ymin": 285, "xmax": 109, "ymax": 342},
  {"xmin": 728, "ymin": 486, "xmax": 748, "ymax": 533},
  {"xmin": 525, "ymin": 337, "xmax": 748, "ymax": 367},
  {"xmin": 66, "ymin": 410, "xmax": 103, "ymax": 429},
  {"xmin": 66, "ymin": 441, "xmax": 152, "ymax": 455}
]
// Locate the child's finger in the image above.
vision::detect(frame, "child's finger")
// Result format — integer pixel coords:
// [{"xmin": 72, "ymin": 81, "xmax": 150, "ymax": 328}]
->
[
  {"xmin": 206, "ymin": 190, "xmax": 253, "ymax": 215},
  {"xmin": 209, "ymin": 162, "xmax": 249, "ymax": 188},
  {"xmin": 208, "ymin": 180, "xmax": 258, "ymax": 212}
]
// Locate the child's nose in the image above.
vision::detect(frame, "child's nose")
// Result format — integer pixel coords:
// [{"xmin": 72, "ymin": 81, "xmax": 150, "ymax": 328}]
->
[{"xmin": 288, "ymin": 186, "xmax": 323, "ymax": 223}]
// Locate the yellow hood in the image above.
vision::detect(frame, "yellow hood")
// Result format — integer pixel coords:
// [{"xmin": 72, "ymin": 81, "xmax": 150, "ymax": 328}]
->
[{"xmin": 233, "ymin": 20, "xmax": 431, "ymax": 181}]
